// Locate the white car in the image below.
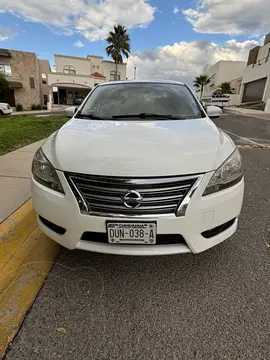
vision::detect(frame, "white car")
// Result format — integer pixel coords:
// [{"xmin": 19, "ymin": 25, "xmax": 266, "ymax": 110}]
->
[
  {"xmin": 0, "ymin": 102, "xmax": 12, "ymax": 115},
  {"xmin": 31, "ymin": 81, "xmax": 244, "ymax": 256}
]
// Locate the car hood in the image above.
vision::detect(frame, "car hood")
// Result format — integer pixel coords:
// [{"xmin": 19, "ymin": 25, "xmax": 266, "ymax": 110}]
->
[{"xmin": 42, "ymin": 117, "xmax": 235, "ymax": 177}]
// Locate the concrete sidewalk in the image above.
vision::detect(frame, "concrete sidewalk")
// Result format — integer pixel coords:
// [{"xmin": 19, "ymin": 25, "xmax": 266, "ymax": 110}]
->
[
  {"xmin": 0, "ymin": 140, "xmax": 44, "ymax": 223},
  {"xmin": 225, "ymin": 107, "xmax": 270, "ymax": 120}
]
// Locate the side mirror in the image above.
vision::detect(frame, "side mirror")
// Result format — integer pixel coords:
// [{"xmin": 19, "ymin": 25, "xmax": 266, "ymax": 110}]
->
[
  {"xmin": 206, "ymin": 105, "xmax": 222, "ymax": 119},
  {"xmin": 64, "ymin": 106, "xmax": 77, "ymax": 118}
]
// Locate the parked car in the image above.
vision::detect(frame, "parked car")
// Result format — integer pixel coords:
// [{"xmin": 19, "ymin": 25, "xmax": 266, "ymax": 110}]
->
[
  {"xmin": 32, "ymin": 80, "xmax": 244, "ymax": 256},
  {"xmin": 74, "ymin": 95, "xmax": 85, "ymax": 105},
  {"xmin": 0, "ymin": 102, "xmax": 12, "ymax": 115}
]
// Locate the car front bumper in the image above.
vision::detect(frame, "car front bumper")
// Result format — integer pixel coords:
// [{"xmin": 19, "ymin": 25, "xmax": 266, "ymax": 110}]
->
[{"xmin": 32, "ymin": 171, "xmax": 244, "ymax": 255}]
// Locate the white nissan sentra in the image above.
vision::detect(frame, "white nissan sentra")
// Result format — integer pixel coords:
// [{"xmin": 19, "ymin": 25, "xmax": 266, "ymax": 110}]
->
[{"xmin": 31, "ymin": 80, "xmax": 244, "ymax": 256}]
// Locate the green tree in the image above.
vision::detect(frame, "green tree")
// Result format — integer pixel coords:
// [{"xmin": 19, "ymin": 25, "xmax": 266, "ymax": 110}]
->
[
  {"xmin": 218, "ymin": 82, "xmax": 234, "ymax": 94},
  {"xmin": 106, "ymin": 25, "xmax": 131, "ymax": 81},
  {"xmin": 193, "ymin": 75, "xmax": 211, "ymax": 99},
  {"xmin": 0, "ymin": 74, "xmax": 10, "ymax": 102}
]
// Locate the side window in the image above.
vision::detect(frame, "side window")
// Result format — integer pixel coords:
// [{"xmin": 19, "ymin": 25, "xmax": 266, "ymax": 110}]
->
[
  {"xmin": 43, "ymin": 94, "xmax": 48, "ymax": 104},
  {"xmin": 0, "ymin": 65, "xmax": 12, "ymax": 77},
  {"xmin": 63, "ymin": 65, "xmax": 76, "ymax": 74},
  {"xmin": 29, "ymin": 75, "xmax": 35, "ymax": 89},
  {"xmin": 42, "ymin": 73, "xmax": 47, "ymax": 84}
]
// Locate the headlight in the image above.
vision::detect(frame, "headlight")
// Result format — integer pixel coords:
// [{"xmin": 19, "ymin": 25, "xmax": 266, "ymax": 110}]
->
[
  {"xmin": 32, "ymin": 148, "xmax": 64, "ymax": 194},
  {"xmin": 203, "ymin": 148, "xmax": 243, "ymax": 196}
]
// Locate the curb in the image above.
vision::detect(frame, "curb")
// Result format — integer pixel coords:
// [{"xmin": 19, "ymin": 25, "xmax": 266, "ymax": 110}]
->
[
  {"xmin": 0, "ymin": 200, "xmax": 61, "ymax": 358},
  {"xmin": 237, "ymin": 145, "xmax": 270, "ymax": 149}
]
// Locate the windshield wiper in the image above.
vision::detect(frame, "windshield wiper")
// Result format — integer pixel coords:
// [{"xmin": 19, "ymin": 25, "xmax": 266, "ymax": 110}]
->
[
  {"xmin": 76, "ymin": 113, "xmax": 105, "ymax": 120},
  {"xmin": 112, "ymin": 113, "xmax": 179, "ymax": 119}
]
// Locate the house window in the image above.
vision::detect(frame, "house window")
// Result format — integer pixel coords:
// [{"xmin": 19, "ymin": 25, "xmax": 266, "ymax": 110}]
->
[
  {"xmin": 110, "ymin": 71, "xmax": 120, "ymax": 81},
  {"xmin": 64, "ymin": 69, "xmax": 76, "ymax": 74},
  {"xmin": 29, "ymin": 74, "xmax": 35, "ymax": 89},
  {"xmin": 63, "ymin": 65, "xmax": 76, "ymax": 74},
  {"xmin": 97, "ymin": 65, "xmax": 99, "ymax": 69},
  {"xmin": 93, "ymin": 65, "xmax": 95, "ymax": 69},
  {"xmin": 43, "ymin": 94, "xmax": 48, "ymax": 104},
  {"xmin": 0, "ymin": 65, "xmax": 12, "ymax": 77},
  {"xmin": 42, "ymin": 72, "xmax": 47, "ymax": 84}
]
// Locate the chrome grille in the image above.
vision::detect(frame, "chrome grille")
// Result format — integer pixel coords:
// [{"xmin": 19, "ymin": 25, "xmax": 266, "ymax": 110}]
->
[{"xmin": 65, "ymin": 173, "xmax": 198, "ymax": 216}]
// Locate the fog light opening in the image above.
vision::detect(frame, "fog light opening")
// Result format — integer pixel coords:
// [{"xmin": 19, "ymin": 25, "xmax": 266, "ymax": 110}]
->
[{"xmin": 201, "ymin": 218, "xmax": 236, "ymax": 239}]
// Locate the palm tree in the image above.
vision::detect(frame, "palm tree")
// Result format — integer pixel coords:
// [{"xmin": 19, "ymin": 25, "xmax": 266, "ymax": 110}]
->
[
  {"xmin": 193, "ymin": 75, "xmax": 211, "ymax": 99},
  {"xmin": 106, "ymin": 25, "xmax": 131, "ymax": 81},
  {"xmin": 218, "ymin": 82, "xmax": 234, "ymax": 94}
]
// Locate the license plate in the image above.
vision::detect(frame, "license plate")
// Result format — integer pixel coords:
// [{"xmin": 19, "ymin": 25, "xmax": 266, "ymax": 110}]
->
[{"xmin": 107, "ymin": 222, "xmax": 156, "ymax": 244}]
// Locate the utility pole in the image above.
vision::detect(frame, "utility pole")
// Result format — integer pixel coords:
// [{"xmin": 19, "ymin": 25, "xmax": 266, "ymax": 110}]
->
[{"xmin": 134, "ymin": 65, "xmax": 137, "ymax": 80}]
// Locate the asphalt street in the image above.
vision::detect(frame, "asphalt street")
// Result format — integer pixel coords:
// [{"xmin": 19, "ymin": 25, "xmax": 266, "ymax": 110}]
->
[
  {"xmin": 213, "ymin": 112, "xmax": 270, "ymax": 146},
  {"xmin": 4, "ymin": 113, "xmax": 270, "ymax": 360}
]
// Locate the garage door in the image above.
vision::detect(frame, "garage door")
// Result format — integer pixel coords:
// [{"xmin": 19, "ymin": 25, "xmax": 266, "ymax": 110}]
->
[{"xmin": 242, "ymin": 77, "xmax": 267, "ymax": 103}]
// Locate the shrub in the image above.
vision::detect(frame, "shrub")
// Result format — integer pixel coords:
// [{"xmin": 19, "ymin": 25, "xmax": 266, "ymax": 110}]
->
[
  {"xmin": 31, "ymin": 104, "xmax": 42, "ymax": 110},
  {"xmin": 41, "ymin": 105, "xmax": 47, "ymax": 110},
  {"xmin": 16, "ymin": 104, "xmax": 23, "ymax": 111}
]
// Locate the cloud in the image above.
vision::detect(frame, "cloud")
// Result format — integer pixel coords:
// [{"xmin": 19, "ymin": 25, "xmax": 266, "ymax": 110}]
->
[
  {"xmin": 74, "ymin": 40, "xmax": 85, "ymax": 48},
  {"xmin": 0, "ymin": 27, "xmax": 17, "ymax": 41},
  {"xmin": 183, "ymin": 0, "xmax": 270, "ymax": 35},
  {"xmin": 127, "ymin": 39, "xmax": 259, "ymax": 86},
  {"xmin": 0, "ymin": 0, "xmax": 155, "ymax": 41},
  {"xmin": 173, "ymin": 6, "xmax": 179, "ymax": 15}
]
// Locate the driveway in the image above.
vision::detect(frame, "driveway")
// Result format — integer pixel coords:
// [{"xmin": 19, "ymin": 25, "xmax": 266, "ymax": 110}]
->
[{"xmin": 4, "ymin": 114, "xmax": 270, "ymax": 360}]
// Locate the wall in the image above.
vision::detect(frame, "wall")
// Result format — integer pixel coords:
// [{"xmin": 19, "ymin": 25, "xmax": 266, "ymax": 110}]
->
[
  {"xmin": 242, "ymin": 62, "xmax": 270, "ymax": 84},
  {"xmin": 241, "ymin": 62, "xmax": 270, "ymax": 102},
  {"xmin": 48, "ymin": 72, "xmax": 105, "ymax": 88},
  {"xmin": 240, "ymin": 42, "xmax": 270, "ymax": 103},
  {"xmin": 263, "ymin": 78, "xmax": 270, "ymax": 102},
  {"xmin": 256, "ymin": 42, "xmax": 270, "ymax": 63},
  {"xmin": 87, "ymin": 55, "xmax": 103, "ymax": 74},
  {"xmin": 38, "ymin": 59, "xmax": 51, "ymax": 105},
  {"xmin": 230, "ymin": 77, "xmax": 242, "ymax": 94},
  {"xmin": 202, "ymin": 61, "xmax": 245, "ymax": 97},
  {"xmin": 55, "ymin": 55, "xmax": 91, "ymax": 75},
  {"xmin": 202, "ymin": 62, "xmax": 221, "ymax": 96},
  {"xmin": 218, "ymin": 61, "xmax": 246, "ymax": 84},
  {"xmin": 228, "ymin": 95, "xmax": 240, "ymax": 106},
  {"xmin": 0, "ymin": 50, "xmax": 40, "ymax": 109},
  {"xmin": 102, "ymin": 61, "xmax": 127, "ymax": 81}
]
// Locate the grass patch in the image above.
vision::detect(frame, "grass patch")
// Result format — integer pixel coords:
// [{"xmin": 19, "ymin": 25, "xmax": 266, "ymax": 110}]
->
[{"xmin": 0, "ymin": 115, "xmax": 67, "ymax": 155}]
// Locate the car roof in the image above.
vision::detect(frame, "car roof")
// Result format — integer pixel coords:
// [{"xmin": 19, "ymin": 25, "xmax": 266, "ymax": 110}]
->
[{"xmin": 99, "ymin": 80, "xmax": 185, "ymax": 86}]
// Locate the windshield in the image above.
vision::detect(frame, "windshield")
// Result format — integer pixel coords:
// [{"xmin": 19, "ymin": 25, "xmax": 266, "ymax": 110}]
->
[{"xmin": 78, "ymin": 83, "xmax": 204, "ymax": 120}]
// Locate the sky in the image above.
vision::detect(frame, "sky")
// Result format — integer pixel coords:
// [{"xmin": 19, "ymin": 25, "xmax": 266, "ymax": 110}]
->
[{"xmin": 0, "ymin": 0, "xmax": 269, "ymax": 86}]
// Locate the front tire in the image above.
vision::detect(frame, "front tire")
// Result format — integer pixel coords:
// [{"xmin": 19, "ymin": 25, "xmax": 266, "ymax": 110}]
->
[{"xmin": 0, "ymin": 110, "xmax": 4, "ymax": 116}]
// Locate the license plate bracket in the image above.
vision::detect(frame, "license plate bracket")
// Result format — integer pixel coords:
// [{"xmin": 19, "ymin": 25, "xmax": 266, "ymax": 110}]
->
[{"xmin": 106, "ymin": 221, "xmax": 157, "ymax": 244}]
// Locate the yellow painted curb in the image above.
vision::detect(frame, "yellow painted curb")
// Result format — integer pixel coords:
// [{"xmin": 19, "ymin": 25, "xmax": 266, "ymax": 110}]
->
[
  {"xmin": 237, "ymin": 145, "xmax": 270, "ymax": 149},
  {"xmin": 0, "ymin": 200, "xmax": 61, "ymax": 358}
]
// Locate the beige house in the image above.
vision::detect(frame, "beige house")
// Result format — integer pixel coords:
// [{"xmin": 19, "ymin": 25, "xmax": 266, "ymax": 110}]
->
[
  {"xmin": 0, "ymin": 48, "xmax": 40, "ymax": 109},
  {"xmin": 48, "ymin": 54, "xmax": 127, "ymax": 105},
  {"xmin": 202, "ymin": 60, "xmax": 246, "ymax": 99},
  {"xmin": 240, "ymin": 33, "xmax": 270, "ymax": 103},
  {"xmin": 0, "ymin": 48, "xmax": 51, "ymax": 109}
]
